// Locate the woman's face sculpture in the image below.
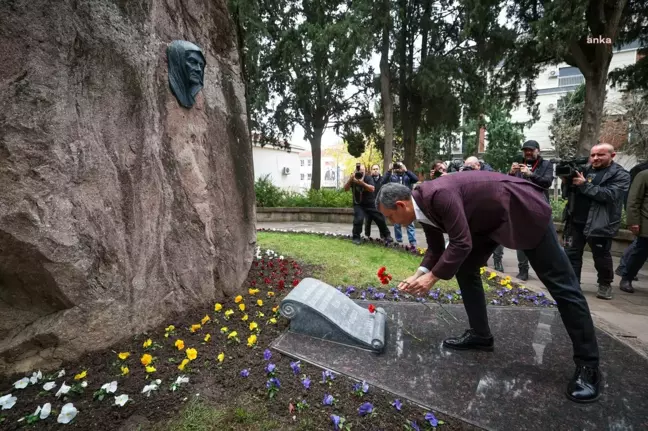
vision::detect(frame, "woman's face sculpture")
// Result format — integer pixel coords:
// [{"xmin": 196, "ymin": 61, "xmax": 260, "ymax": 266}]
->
[{"xmin": 167, "ymin": 40, "xmax": 206, "ymax": 108}]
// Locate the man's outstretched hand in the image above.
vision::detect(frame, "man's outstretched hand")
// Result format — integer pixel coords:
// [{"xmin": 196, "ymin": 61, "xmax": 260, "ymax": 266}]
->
[{"xmin": 398, "ymin": 272, "xmax": 439, "ymax": 296}]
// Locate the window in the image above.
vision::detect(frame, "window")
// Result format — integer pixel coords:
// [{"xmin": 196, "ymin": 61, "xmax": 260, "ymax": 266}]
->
[
  {"xmin": 300, "ymin": 174, "xmax": 304, "ymax": 180},
  {"xmin": 307, "ymin": 173, "xmax": 312, "ymax": 180},
  {"xmin": 558, "ymin": 66, "xmax": 584, "ymax": 86},
  {"xmin": 307, "ymin": 159, "xmax": 312, "ymax": 166},
  {"xmin": 300, "ymin": 160, "xmax": 304, "ymax": 166}
]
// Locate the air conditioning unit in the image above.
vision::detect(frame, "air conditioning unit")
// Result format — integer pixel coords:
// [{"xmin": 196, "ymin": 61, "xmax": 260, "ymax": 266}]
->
[
  {"xmin": 282, "ymin": 167, "xmax": 291, "ymax": 175},
  {"xmin": 548, "ymin": 70, "xmax": 558, "ymax": 78},
  {"xmin": 547, "ymin": 103, "xmax": 556, "ymax": 112}
]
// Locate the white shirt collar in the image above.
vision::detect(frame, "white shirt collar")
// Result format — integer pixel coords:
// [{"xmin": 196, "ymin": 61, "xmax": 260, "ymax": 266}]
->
[{"xmin": 411, "ymin": 197, "xmax": 438, "ymax": 228}]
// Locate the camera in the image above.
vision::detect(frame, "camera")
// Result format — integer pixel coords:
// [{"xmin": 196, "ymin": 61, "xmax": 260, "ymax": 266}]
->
[
  {"xmin": 392, "ymin": 162, "xmax": 402, "ymax": 171},
  {"xmin": 460, "ymin": 165, "xmax": 473, "ymax": 172},
  {"xmin": 550, "ymin": 157, "xmax": 589, "ymax": 178},
  {"xmin": 447, "ymin": 160, "xmax": 463, "ymax": 173},
  {"xmin": 354, "ymin": 163, "xmax": 363, "ymax": 180}
]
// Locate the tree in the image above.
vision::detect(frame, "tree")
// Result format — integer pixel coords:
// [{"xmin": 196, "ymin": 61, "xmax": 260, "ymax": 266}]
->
[
  {"xmin": 549, "ymin": 84, "xmax": 586, "ymax": 158},
  {"xmin": 614, "ymin": 91, "xmax": 648, "ymax": 159},
  {"xmin": 502, "ymin": 0, "xmax": 647, "ymax": 157},
  {"xmin": 482, "ymin": 104, "xmax": 526, "ymax": 172},
  {"xmin": 264, "ymin": 0, "xmax": 375, "ymax": 190},
  {"xmin": 379, "ymin": 0, "xmax": 394, "ymax": 173}
]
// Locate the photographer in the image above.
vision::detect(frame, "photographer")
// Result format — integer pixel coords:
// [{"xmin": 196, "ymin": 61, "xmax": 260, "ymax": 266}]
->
[
  {"xmin": 560, "ymin": 143, "xmax": 630, "ymax": 300},
  {"xmin": 382, "ymin": 162, "xmax": 419, "ymax": 248},
  {"xmin": 428, "ymin": 160, "xmax": 448, "ymax": 180},
  {"xmin": 462, "ymin": 157, "xmax": 494, "ymax": 172},
  {"xmin": 344, "ymin": 163, "xmax": 392, "ymax": 245},
  {"xmin": 364, "ymin": 164, "xmax": 384, "ymax": 238},
  {"xmin": 506, "ymin": 140, "xmax": 554, "ymax": 280}
]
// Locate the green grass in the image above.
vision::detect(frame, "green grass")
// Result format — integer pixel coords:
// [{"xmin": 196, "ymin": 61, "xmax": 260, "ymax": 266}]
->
[
  {"xmin": 257, "ymin": 231, "xmax": 459, "ymax": 291},
  {"xmin": 162, "ymin": 398, "xmax": 280, "ymax": 431}
]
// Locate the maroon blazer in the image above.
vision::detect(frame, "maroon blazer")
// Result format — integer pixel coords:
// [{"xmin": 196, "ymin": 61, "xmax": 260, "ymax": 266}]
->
[{"xmin": 411, "ymin": 171, "xmax": 552, "ymax": 280}]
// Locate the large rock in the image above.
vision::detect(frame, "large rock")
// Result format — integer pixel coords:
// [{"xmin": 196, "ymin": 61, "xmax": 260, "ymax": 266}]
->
[{"xmin": 0, "ymin": 0, "xmax": 256, "ymax": 375}]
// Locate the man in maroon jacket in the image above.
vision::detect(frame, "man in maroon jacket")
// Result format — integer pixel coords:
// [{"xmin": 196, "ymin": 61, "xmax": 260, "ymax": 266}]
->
[{"xmin": 375, "ymin": 171, "xmax": 600, "ymax": 403}]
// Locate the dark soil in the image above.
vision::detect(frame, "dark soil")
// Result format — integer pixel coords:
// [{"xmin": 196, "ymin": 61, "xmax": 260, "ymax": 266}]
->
[{"xmin": 0, "ymin": 240, "xmax": 553, "ymax": 431}]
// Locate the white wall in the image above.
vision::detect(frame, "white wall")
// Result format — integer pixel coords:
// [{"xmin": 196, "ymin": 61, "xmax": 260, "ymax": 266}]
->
[{"xmin": 253, "ymin": 145, "xmax": 302, "ymax": 192}]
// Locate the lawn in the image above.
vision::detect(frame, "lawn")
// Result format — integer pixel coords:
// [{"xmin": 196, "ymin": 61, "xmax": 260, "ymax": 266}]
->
[{"xmin": 256, "ymin": 231, "xmax": 460, "ymax": 291}]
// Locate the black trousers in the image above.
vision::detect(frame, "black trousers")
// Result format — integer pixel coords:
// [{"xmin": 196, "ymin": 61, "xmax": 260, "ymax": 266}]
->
[
  {"xmin": 492, "ymin": 244, "xmax": 529, "ymax": 270},
  {"xmin": 623, "ymin": 236, "xmax": 648, "ymax": 280},
  {"xmin": 616, "ymin": 237, "xmax": 637, "ymax": 276},
  {"xmin": 564, "ymin": 222, "xmax": 614, "ymax": 285},
  {"xmin": 457, "ymin": 222, "xmax": 599, "ymax": 366},
  {"xmin": 364, "ymin": 216, "xmax": 373, "ymax": 237},
  {"xmin": 353, "ymin": 205, "xmax": 391, "ymax": 240}
]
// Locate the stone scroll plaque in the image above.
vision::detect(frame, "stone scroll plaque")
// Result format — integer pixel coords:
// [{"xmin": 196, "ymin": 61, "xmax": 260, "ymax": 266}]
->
[{"xmin": 280, "ymin": 278, "xmax": 386, "ymax": 352}]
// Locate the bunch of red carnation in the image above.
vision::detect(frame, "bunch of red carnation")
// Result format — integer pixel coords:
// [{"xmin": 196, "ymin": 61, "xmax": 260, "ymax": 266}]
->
[{"xmin": 377, "ymin": 266, "xmax": 392, "ymax": 285}]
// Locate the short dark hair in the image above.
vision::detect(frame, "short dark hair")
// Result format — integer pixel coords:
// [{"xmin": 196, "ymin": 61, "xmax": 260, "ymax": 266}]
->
[{"xmin": 431, "ymin": 160, "xmax": 445, "ymax": 170}]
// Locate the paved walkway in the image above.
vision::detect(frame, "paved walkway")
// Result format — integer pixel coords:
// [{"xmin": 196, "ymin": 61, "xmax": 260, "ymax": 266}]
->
[{"xmin": 258, "ymin": 221, "xmax": 648, "ymax": 356}]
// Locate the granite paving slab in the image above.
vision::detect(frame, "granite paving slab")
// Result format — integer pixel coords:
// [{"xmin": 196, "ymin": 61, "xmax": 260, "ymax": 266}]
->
[{"xmin": 271, "ymin": 302, "xmax": 648, "ymax": 431}]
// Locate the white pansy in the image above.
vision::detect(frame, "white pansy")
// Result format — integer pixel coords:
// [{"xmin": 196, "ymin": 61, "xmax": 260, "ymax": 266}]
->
[
  {"xmin": 114, "ymin": 394, "xmax": 129, "ymax": 407},
  {"xmin": 29, "ymin": 370, "xmax": 42, "ymax": 384},
  {"xmin": 56, "ymin": 382, "xmax": 71, "ymax": 397},
  {"xmin": 141, "ymin": 379, "xmax": 161, "ymax": 397},
  {"xmin": 0, "ymin": 394, "xmax": 17, "ymax": 410},
  {"xmin": 101, "ymin": 381, "xmax": 118, "ymax": 394},
  {"xmin": 40, "ymin": 402, "xmax": 52, "ymax": 419},
  {"xmin": 57, "ymin": 403, "xmax": 78, "ymax": 424},
  {"xmin": 81, "ymin": 381, "xmax": 88, "ymax": 388},
  {"xmin": 43, "ymin": 381, "xmax": 57, "ymax": 391},
  {"xmin": 175, "ymin": 375, "xmax": 189, "ymax": 385},
  {"xmin": 13, "ymin": 377, "xmax": 29, "ymax": 389},
  {"xmin": 57, "ymin": 369, "xmax": 66, "ymax": 378},
  {"xmin": 279, "ymin": 255, "xmax": 284, "ymax": 260}
]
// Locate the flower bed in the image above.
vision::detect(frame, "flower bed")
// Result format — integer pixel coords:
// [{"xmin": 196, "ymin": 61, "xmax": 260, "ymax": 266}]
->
[{"xmin": 0, "ymin": 239, "xmax": 553, "ymax": 430}]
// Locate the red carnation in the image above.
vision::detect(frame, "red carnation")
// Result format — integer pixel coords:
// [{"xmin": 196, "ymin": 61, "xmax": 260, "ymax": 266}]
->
[
  {"xmin": 292, "ymin": 279, "xmax": 299, "ymax": 287},
  {"xmin": 377, "ymin": 267, "xmax": 386, "ymax": 277},
  {"xmin": 368, "ymin": 304, "xmax": 376, "ymax": 313}
]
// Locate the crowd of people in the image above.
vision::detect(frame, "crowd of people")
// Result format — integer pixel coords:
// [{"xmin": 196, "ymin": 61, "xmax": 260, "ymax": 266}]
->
[
  {"xmin": 347, "ymin": 140, "xmax": 645, "ymax": 302},
  {"xmin": 341, "ymin": 140, "xmax": 648, "ymax": 404}
]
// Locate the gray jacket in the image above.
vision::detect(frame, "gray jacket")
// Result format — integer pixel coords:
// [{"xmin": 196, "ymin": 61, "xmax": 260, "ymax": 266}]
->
[{"xmin": 562, "ymin": 162, "xmax": 630, "ymax": 237}]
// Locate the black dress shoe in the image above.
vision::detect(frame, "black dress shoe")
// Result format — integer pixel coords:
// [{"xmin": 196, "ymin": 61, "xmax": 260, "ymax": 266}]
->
[
  {"xmin": 516, "ymin": 268, "xmax": 529, "ymax": 281},
  {"xmin": 620, "ymin": 279, "xmax": 635, "ymax": 293},
  {"xmin": 443, "ymin": 329, "xmax": 494, "ymax": 352},
  {"xmin": 566, "ymin": 365, "xmax": 600, "ymax": 403}
]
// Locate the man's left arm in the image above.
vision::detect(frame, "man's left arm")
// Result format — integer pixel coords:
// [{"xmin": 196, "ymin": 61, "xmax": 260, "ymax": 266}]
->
[
  {"xmin": 359, "ymin": 175, "xmax": 375, "ymax": 193},
  {"xmin": 404, "ymin": 170, "xmax": 419, "ymax": 184},
  {"xmin": 578, "ymin": 168, "xmax": 630, "ymax": 204},
  {"xmin": 528, "ymin": 161, "xmax": 554, "ymax": 189}
]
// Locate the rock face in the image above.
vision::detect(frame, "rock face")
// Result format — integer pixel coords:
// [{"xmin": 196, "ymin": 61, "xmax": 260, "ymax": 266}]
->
[{"xmin": 0, "ymin": 0, "xmax": 256, "ymax": 375}]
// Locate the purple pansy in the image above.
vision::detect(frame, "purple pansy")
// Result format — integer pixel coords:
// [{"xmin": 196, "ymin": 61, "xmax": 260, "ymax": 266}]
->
[
  {"xmin": 331, "ymin": 415, "xmax": 341, "ymax": 430},
  {"xmin": 358, "ymin": 402, "xmax": 373, "ymax": 416},
  {"xmin": 345, "ymin": 286, "xmax": 355, "ymax": 295},
  {"xmin": 290, "ymin": 360, "xmax": 301, "ymax": 375},
  {"xmin": 240, "ymin": 369, "xmax": 249, "ymax": 377},
  {"xmin": 425, "ymin": 412, "xmax": 438, "ymax": 427},
  {"xmin": 409, "ymin": 421, "xmax": 421, "ymax": 431},
  {"xmin": 323, "ymin": 394, "xmax": 334, "ymax": 405},
  {"xmin": 263, "ymin": 349, "xmax": 272, "ymax": 361},
  {"xmin": 301, "ymin": 376, "xmax": 311, "ymax": 389},
  {"xmin": 392, "ymin": 399, "xmax": 402, "ymax": 411},
  {"xmin": 266, "ymin": 377, "xmax": 281, "ymax": 389},
  {"xmin": 265, "ymin": 363, "xmax": 276, "ymax": 374},
  {"xmin": 322, "ymin": 370, "xmax": 336, "ymax": 383}
]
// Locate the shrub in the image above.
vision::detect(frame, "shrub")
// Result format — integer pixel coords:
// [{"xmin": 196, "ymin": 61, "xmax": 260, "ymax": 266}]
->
[{"xmin": 255, "ymin": 175, "xmax": 287, "ymax": 207}]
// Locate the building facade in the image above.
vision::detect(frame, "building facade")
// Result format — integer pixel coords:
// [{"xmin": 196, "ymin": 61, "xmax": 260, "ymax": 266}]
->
[{"xmin": 252, "ymin": 141, "xmax": 306, "ymax": 192}]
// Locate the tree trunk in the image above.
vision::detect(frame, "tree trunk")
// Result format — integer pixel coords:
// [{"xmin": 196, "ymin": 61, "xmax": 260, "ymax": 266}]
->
[
  {"xmin": 397, "ymin": 0, "xmax": 409, "ymax": 168},
  {"xmin": 310, "ymin": 126, "xmax": 324, "ymax": 190},
  {"xmin": 232, "ymin": 3, "xmax": 252, "ymax": 140},
  {"xmin": 474, "ymin": 113, "xmax": 483, "ymax": 156},
  {"xmin": 380, "ymin": 0, "xmax": 393, "ymax": 174},
  {"xmin": 577, "ymin": 68, "xmax": 609, "ymax": 157}
]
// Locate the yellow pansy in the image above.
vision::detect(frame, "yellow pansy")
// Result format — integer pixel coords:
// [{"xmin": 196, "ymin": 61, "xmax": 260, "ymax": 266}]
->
[
  {"xmin": 217, "ymin": 352, "xmax": 225, "ymax": 362},
  {"xmin": 247, "ymin": 334, "xmax": 257, "ymax": 347},
  {"xmin": 190, "ymin": 324, "xmax": 201, "ymax": 332},
  {"xmin": 241, "ymin": 314, "xmax": 249, "ymax": 321},
  {"xmin": 480, "ymin": 267, "xmax": 486, "ymax": 275},
  {"xmin": 500, "ymin": 279, "xmax": 509, "ymax": 286},
  {"xmin": 214, "ymin": 303, "xmax": 223, "ymax": 312},
  {"xmin": 488, "ymin": 272, "xmax": 497, "ymax": 280},
  {"xmin": 74, "ymin": 370, "xmax": 87, "ymax": 380},
  {"xmin": 121, "ymin": 366, "xmax": 129, "ymax": 376},
  {"xmin": 141, "ymin": 354, "xmax": 153, "ymax": 366},
  {"xmin": 257, "ymin": 312, "xmax": 265, "ymax": 318},
  {"xmin": 165, "ymin": 325, "xmax": 175, "ymax": 332},
  {"xmin": 269, "ymin": 318, "xmax": 277, "ymax": 324},
  {"xmin": 145, "ymin": 366, "xmax": 156, "ymax": 373},
  {"xmin": 186, "ymin": 348, "xmax": 198, "ymax": 361},
  {"xmin": 224, "ymin": 310, "xmax": 234, "ymax": 318},
  {"xmin": 118, "ymin": 352, "xmax": 130, "ymax": 360},
  {"xmin": 272, "ymin": 306, "xmax": 279, "ymax": 313},
  {"xmin": 267, "ymin": 291, "xmax": 275, "ymax": 298},
  {"xmin": 175, "ymin": 339, "xmax": 185, "ymax": 350},
  {"xmin": 201, "ymin": 315, "xmax": 210, "ymax": 325},
  {"xmin": 204, "ymin": 334, "xmax": 211, "ymax": 342},
  {"xmin": 239, "ymin": 303, "xmax": 246, "ymax": 312},
  {"xmin": 220, "ymin": 327, "xmax": 228, "ymax": 333},
  {"xmin": 142, "ymin": 339, "xmax": 152, "ymax": 348},
  {"xmin": 257, "ymin": 299, "xmax": 264, "ymax": 306},
  {"xmin": 228, "ymin": 331, "xmax": 238, "ymax": 339},
  {"xmin": 249, "ymin": 288, "xmax": 260, "ymax": 295},
  {"xmin": 234, "ymin": 295, "xmax": 243, "ymax": 303},
  {"xmin": 249, "ymin": 322, "xmax": 258, "ymax": 331},
  {"xmin": 178, "ymin": 359, "xmax": 190, "ymax": 371}
]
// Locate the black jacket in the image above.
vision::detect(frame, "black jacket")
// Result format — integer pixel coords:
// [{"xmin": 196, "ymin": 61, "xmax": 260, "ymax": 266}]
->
[
  {"xmin": 509, "ymin": 156, "xmax": 554, "ymax": 202},
  {"xmin": 562, "ymin": 161, "xmax": 630, "ymax": 237}
]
